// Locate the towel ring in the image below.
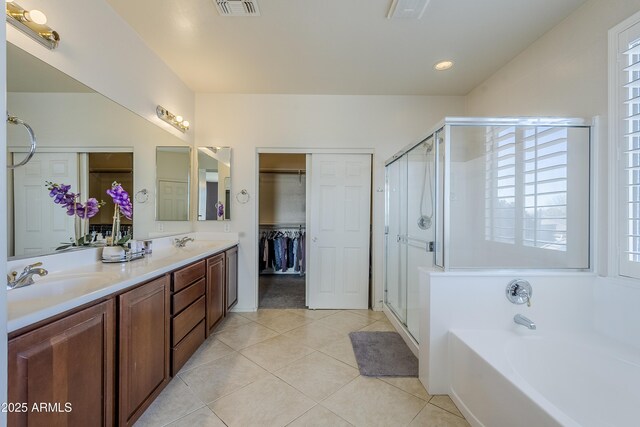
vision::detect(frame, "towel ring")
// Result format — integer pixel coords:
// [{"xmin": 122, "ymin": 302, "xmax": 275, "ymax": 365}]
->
[
  {"xmin": 236, "ymin": 189, "xmax": 250, "ymax": 204},
  {"xmin": 7, "ymin": 113, "xmax": 37, "ymax": 169},
  {"xmin": 135, "ymin": 189, "xmax": 149, "ymax": 203}
]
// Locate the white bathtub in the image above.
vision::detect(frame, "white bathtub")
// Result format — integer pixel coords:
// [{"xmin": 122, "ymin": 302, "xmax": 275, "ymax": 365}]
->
[{"xmin": 448, "ymin": 329, "xmax": 640, "ymax": 427}]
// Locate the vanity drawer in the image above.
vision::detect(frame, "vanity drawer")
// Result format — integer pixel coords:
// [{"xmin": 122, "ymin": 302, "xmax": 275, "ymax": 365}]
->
[
  {"xmin": 173, "ymin": 260, "xmax": 206, "ymax": 292},
  {"xmin": 172, "ymin": 295, "xmax": 205, "ymax": 346},
  {"xmin": 171, "ymin": 320, "xmax": 205, "ymax": 375},
  {"xmin": 172, "ymin": 278, "xmax": 205, "ymax": 315}
]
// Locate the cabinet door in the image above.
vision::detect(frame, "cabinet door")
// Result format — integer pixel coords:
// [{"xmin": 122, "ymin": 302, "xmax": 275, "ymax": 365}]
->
[
  {"xmin": 206, "ymin": 253, "xmax": 225, "ymax": 335},
  {"xmin": 119, "ymin": 275, "xmax": 170, "ymax": 427},
  {"xmin": 225, "ymin": 246, "xmax": 238, "ymax": 312},
  {"xmin": 8, "ymin": 300, "xmax": 115, "ymax": 427}
]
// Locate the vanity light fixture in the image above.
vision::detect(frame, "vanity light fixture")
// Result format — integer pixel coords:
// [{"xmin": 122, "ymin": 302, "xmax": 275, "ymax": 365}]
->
[
  {"xmin": 6, "ymin": 2, "xmax": 60, "ymax": 49},
  {"xmin": 434, "ymin": 60, "xmax": 454, "ymax": 71},
  {"xmin": 156, "ymin": 105, "xmax": 190, "ymax": 133}
]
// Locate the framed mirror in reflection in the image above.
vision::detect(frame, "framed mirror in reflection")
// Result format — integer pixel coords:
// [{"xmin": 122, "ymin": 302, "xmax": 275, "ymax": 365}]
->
[
  {"xmin": 156, "ymin": 147, "xmax": 191, "ymax": 221},
  {"xmin": 197, "ymin": 147, "xmax": 231, "ymax": 221},
  {"xmin": 6, "ymin": 42, "xmax": 190, "ymax": 259}
]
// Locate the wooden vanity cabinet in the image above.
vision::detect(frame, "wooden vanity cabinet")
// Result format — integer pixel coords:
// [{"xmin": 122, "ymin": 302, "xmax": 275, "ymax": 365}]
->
[
  {"xmin": 206, "ymin": 253, "xmax": 226, "ymax": 335},
  {"xmin": 170, "ymin": 261, "xmax": 206, "ymax": 375},
  {"xmin": 118, "ymin": 274, "xmax": 170, "ymax": 427},
  {"xmin": 8, "ymin": 300, "xmax": 115, "ymax": 427},
  {"xmin": 225, "ymin": 245, "xmax": 238, "ymax": 312}
]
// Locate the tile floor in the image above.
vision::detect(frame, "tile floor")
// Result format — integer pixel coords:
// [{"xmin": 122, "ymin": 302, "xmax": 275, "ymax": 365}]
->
[{"xmin": 134, "ymin": 309, "xmax": 470, "ymax": 427}]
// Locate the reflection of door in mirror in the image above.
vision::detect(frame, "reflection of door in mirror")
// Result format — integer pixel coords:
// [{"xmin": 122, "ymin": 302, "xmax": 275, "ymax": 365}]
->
[
  {"xmin": 11, "ymin": 152, "xmax": 78, "ymax": 257},
  {"xmin": 8, "ymin": 151, "xmax": 133, "ymax": 258},
  {"xmin": 197, "ymin": 147, "xmax": 231, "ymax": 221},
  {"xmin": 156, "ymin": 147, "xmax": 191, "ymax": 221}
]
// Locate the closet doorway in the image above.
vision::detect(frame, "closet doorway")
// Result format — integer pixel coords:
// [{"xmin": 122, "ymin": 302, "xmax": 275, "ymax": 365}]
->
[
  {"xmin": 258, "ymin": 154, "xmax": 308, "ymax": 308},
  {"xmin": 257, "ymin": 150, "xmax": 373, "ymax": 310}
]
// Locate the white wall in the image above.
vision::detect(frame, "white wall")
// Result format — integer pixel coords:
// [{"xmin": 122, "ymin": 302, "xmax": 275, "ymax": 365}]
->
[
  {"xmin": 195, "ymin": 94, "xmax": 466, "ymax": 311},
  {"xmin": 419, "ymin": 270, "xmax": 597, "ymax": 394},
  {"xmin": 466, "ymin": 0, "xmax": 640, "ymax": 275},
  {"xmin": 594, "ymin": 277, "xmax": 640, "ymax": 349},
  {"xmin": 0, "ymin": 18, "xmax": 8, "ymax": 426},
  {"xmin": 8, "ymin": 93, "xmax": 192, "ymax": 239},
  {"xmin": 7, "ymin": 0, "xmax": 194, "ymax": 143}
]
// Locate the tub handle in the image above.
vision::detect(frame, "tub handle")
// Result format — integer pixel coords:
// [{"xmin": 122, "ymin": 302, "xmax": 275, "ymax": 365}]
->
[{"xmin": 506, "ymin": 279, "xmax": 532, "ymax": 307}]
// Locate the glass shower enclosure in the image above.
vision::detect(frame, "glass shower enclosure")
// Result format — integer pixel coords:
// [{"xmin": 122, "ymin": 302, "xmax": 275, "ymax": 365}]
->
[{"xmin": 385, "ymin": 117, "xmax": 591, "ymax": 342}]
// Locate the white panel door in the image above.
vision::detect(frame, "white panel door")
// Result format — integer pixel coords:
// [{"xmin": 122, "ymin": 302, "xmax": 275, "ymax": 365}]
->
[
  {"xmin": 158, "ymin": 180, "xmax": 189, "ymax": 220},
  {"xmin": 308, "ymin": 154, "xmax": 371, "ymax": 309},
  {"xmin": 13, "ymin": 152, "xmax": 78, "ymax": 256}
]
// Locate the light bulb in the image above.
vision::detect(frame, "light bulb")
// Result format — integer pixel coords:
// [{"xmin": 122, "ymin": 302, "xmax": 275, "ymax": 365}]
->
[
  {"xmin": 175, "ymin": 115, "xmax": 183, "ymax": 123},
  {"xmin": 182, "ymin": 120, "xmax": 190, "ymax": 128},
  {"xmin": 434, "ymin": 60, "xmax": 453, "ymax": 71},
  {"xmin": 25, "ymin": 9, "xmax": 47, "ymax": 25}
]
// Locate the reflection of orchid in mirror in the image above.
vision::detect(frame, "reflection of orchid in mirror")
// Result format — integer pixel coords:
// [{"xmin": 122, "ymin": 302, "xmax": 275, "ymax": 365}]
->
[
  {"xmin": 45, "ymin": 181, "xmax": 104, "ymax": 219},
  {"xmin": 106, "ymin": 181, "xmax": 132, "ymax": 246},
  {"xmin": 215, "ymin": 201, "xmax": 224, "ymax": 219},
  {"xmin": 46, "ymin": 181, "xmax": 105, "ymax": 248},
  {"xmin": 106, "ymin": 181, "xmax": 133, "ymax": 219}
]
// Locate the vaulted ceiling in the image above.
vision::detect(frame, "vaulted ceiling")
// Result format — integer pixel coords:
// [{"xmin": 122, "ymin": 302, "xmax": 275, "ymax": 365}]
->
[{"xmin": 106, "ymin": 0, "xmax": 586, "ymax": 95}]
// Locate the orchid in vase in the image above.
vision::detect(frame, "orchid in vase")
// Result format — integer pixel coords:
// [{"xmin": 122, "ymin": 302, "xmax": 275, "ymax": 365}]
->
[
  {"xmin": 106, "ymin": 181, "xmax": 132, "ymax": 246},
  {"xmin": 46, "ymin": 181, "xmax": 105, "ymax": 249}
]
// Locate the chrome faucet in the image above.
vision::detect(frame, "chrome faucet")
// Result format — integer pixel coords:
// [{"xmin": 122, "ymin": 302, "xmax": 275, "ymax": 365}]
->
[
  {"xmin": 174, "ymin": 237, "xmax": 195, "ymax": 248},
  {"xmin": 514, "ymin": 314, "xmax": 536, "ymax": 330},
  {"xmin": 7, "ymin": 262, "xmax": 48, "ymax": 289}
]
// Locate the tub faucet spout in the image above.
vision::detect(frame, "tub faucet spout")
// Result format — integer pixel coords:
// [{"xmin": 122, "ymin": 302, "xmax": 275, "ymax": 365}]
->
[{"xmin": 514, "ymin": 314, "xmax": 536, "ymax": 330}]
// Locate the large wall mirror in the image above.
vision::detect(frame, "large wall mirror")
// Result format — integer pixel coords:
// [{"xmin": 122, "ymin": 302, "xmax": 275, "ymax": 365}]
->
[
  {"xmin": 197, "ymin": 147, "xmax": 231, "ymax": 221},
  {"xmin": 6, "ymin": 42, "xmax": 190, "ymax": 259},
  {"xmin": 156, "ymin": 147, "xmax": 191, "ymax": 221}
]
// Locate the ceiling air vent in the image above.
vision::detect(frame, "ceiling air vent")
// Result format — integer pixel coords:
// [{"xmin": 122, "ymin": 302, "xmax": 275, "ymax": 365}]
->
[
  {"xmin": 214, "ymin": 0, "xmax": 261, "ymax": 16},
  {"xmin": 387, "ymin": 0, "xmax": 431, "ymax": 19}
]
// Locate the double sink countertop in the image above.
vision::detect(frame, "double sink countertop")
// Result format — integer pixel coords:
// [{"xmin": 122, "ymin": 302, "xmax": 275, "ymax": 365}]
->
[{"xmin": 7, "ymin": 237, "xmax": 238, "ymax": 333}]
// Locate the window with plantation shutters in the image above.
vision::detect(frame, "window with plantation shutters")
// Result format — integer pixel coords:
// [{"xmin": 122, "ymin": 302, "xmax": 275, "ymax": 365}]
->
[
  {"xmin": 485, "ymin": 126, "xmax": 568, "ymax": 251},
  {"xmin": 522, "ymin": 127, "xmax": 568, "ymax": 251},
  {"xmin": 485, "ymin": 126, "xmax": 516, "ymax": 244},
  {"xmin": 619, "ymin": 23, "xmax": 640, "ymax": 278}
]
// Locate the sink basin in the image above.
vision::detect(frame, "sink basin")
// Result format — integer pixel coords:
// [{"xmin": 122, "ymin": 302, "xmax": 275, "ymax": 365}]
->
[
  {"xmin": 179, "ymin": 241, "xmax": 218, "ymax": 250},
  {"xmin": 8, "ymin": 272, "xmax": 121, "ymax": 303}
]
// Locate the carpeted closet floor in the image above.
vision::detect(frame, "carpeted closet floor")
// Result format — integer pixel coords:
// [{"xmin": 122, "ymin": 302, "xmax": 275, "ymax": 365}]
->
[{"xmin": 259, "ymin": 274, "xmax": 306, "ymax": 308}]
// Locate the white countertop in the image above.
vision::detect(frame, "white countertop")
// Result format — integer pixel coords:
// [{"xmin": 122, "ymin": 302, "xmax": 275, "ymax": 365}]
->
[{"xmin": 7, "ymin": 238, "xmax": 238, "ymax": 333}]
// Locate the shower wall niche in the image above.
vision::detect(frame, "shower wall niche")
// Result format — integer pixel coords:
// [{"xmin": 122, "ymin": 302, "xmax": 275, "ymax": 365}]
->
[{"xmin": 385, "ymin": 117, "xmax": 591, "ymax": 341}]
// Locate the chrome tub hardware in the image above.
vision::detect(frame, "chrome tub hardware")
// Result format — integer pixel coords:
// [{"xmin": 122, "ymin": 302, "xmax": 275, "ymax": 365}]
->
[
  {"xmin": 514, "ymin": 314, "xmax": 536, "ymax": 330},
  {"xmin": 7, "ymin": 262, "xmax": 48, "ymax": 289},
  {"xmin": 174, "ymin": 236, "xmax": 194, "ymax": 248},
  {"xmin": 506, "ymin": 279, "xmax": 532, "ymax": 307}
]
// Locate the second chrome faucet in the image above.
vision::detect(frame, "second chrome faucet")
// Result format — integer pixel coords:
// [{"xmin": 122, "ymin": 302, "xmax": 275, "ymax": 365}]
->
[{"xmin": 514, "ymin": 314, "xmax": 536, "ymax": 330}]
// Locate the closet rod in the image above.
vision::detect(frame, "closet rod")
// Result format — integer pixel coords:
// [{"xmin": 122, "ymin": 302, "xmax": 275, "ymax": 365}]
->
[
  {"xmin": 259, "ymin": 223, "xmax": 306, "ymax": 229},
  {"xmin": 259, "ymin": 169, "xmax": 306, "ymax": 174}
]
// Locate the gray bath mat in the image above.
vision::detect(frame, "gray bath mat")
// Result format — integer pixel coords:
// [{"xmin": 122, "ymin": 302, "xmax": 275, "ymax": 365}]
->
[{"xmin": 349, "ymin": 331, "xmax": 418, "ymax": 377}]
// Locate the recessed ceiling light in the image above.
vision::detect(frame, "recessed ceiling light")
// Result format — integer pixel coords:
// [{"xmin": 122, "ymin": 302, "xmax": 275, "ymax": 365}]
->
[{"xmin": 434, "ymin": 60, "xmax": 453, "ymax": 71}]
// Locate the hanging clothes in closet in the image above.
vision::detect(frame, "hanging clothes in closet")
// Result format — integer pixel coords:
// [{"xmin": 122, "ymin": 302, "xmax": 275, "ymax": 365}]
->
[{"xmin": 258, "ymin": 228, "xmax": 305, "ymax": 275}]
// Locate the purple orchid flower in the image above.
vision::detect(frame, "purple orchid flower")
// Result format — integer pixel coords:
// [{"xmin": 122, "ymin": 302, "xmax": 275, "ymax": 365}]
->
[
  {"xmin": 107, "ymin": 182, "xmax": 133, "ymax": 220},
  {"xmin": 46, "ymin": 181, "xmax": 105, "ymax": 219}
]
